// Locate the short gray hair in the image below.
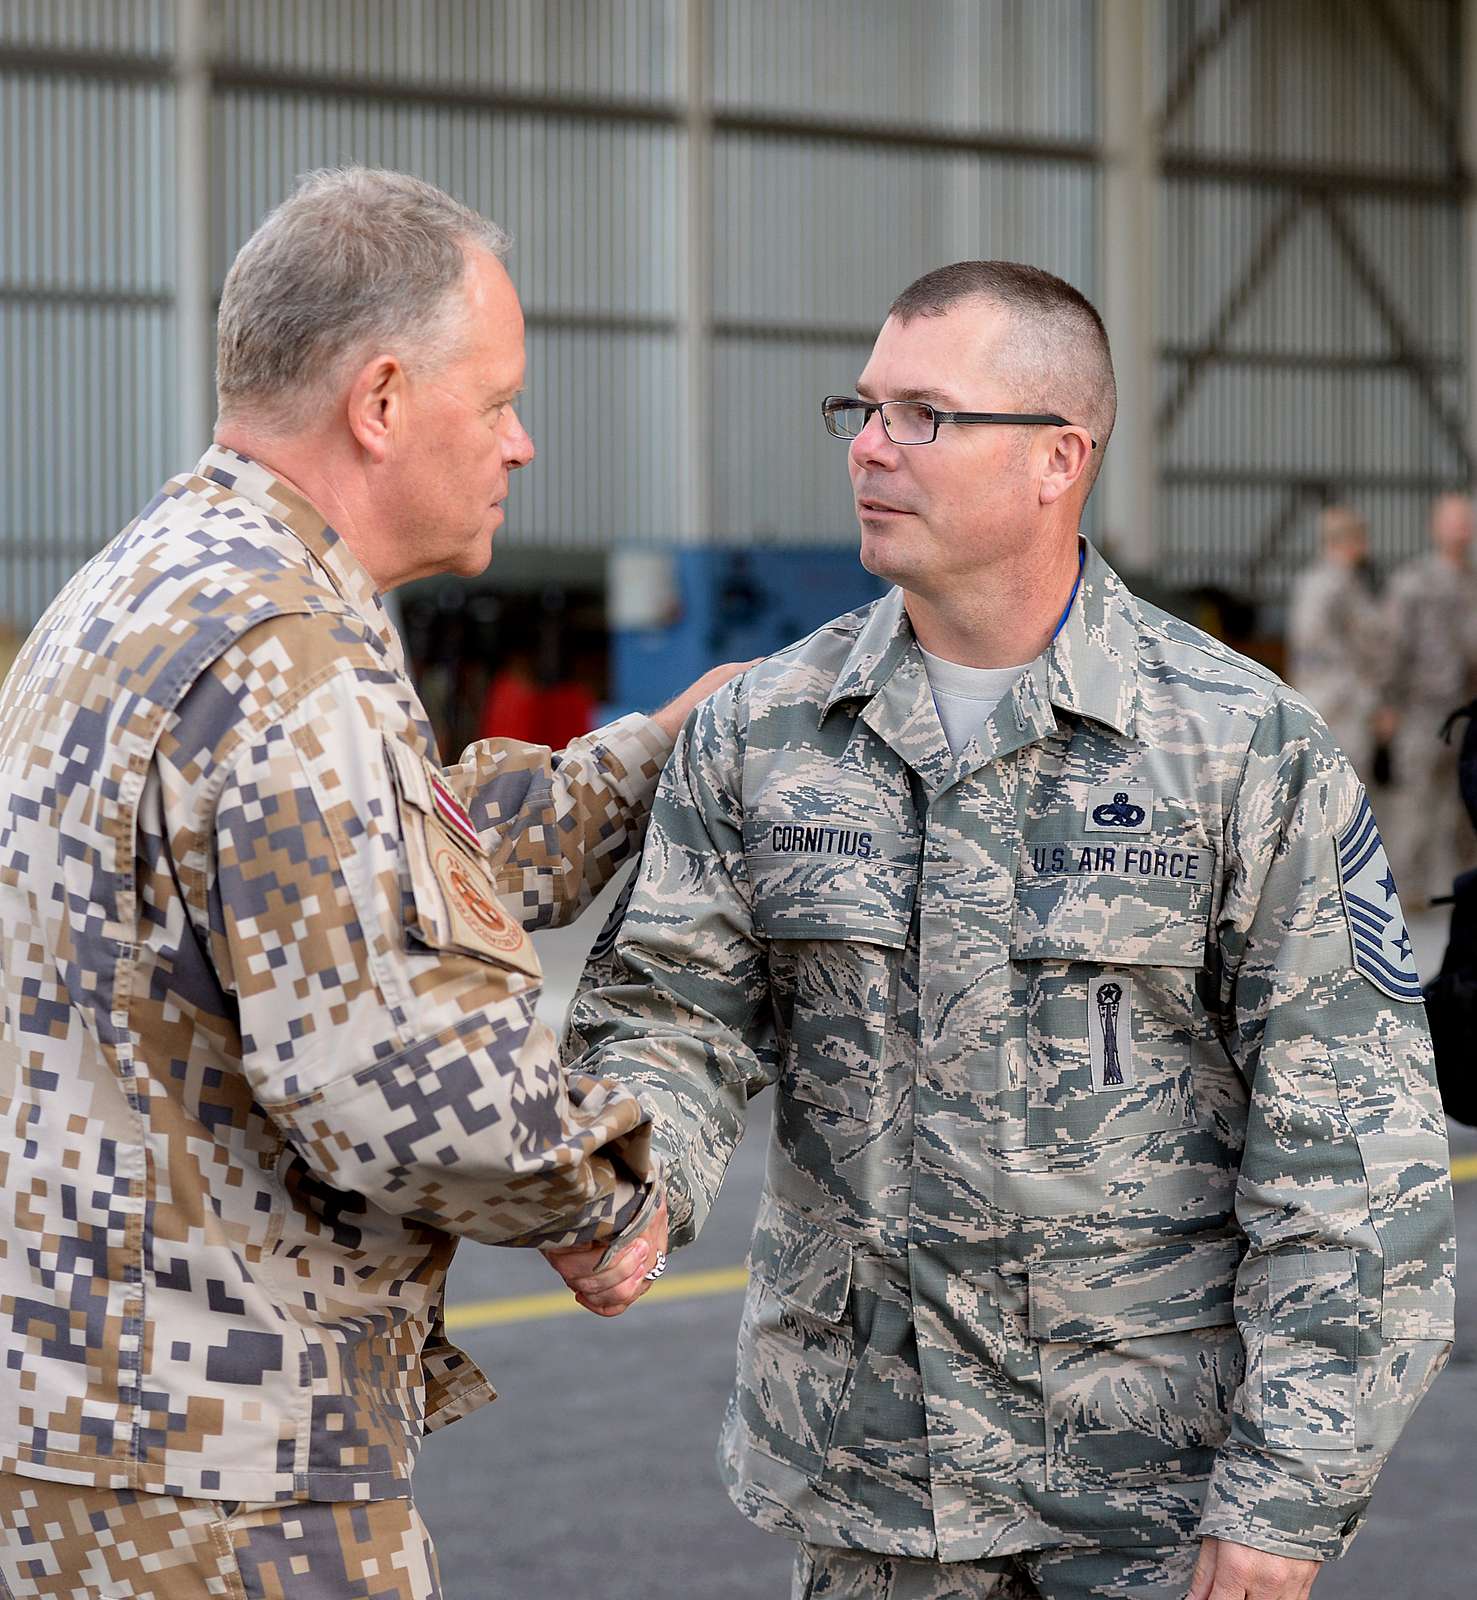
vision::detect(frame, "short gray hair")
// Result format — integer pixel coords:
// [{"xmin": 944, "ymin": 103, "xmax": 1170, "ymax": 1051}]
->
[
  {"xmin": 889, "ymin": 261, "xmax": 1116, "ymax": 495},
  {"xmin": 216, "ymin": 167, "xmax": 510, "ymax": 428}
]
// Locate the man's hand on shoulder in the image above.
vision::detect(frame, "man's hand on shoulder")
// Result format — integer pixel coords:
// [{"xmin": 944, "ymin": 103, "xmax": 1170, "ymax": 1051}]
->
[
  {"xmin": 649, "ymin": 661, "xmax": 756, "ymax": 742},
  {"xmin": 541, "ymin": 1194, "xmax": 669, "ymax": 1318},
  {"xmin": 1188, "ymin": 1537, "xmax": 1320, "ymax": 1600}
]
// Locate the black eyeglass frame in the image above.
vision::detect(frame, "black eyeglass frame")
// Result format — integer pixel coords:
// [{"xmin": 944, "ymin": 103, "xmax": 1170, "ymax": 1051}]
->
[{"xmin": 821, "ymin": 394, "xmax": 1097, "ymax": 450}]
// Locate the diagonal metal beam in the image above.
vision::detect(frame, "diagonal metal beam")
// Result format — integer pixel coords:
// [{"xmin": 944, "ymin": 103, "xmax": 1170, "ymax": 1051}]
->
[
  {"xmin": 1155, "ymin": 195, "xmax": 1303, "ymax": 435},
  {"xmin": 1158, "ymin": 0, "xmax": 1265, "ymax": 137},
  {"xmin": 1247, "ymin": 479, "xmax": 1335, "ymax": 590},
  {"xmin": 1359, "ymin": 0, "xmax": 1464, "ymax": 174},
  {"xmin": 1313, "ymin": 193, "xmax": 1474, "ymax": 478}
]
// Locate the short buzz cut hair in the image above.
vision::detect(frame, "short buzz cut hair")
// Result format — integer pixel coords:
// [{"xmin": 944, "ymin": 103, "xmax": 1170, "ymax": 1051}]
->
[
  {"xmin": 216, "ymin": 166, "xmax": 511, "ymax": 430},
  {"xmin": 888, "ymin": 261, "xmax": 1116, "ymax": 494}
]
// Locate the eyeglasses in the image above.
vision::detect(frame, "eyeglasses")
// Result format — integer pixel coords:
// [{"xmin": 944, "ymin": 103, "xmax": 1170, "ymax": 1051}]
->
[{"xmin": 821, "ymin": 394, "xmax": 1096, "ymax": 449}]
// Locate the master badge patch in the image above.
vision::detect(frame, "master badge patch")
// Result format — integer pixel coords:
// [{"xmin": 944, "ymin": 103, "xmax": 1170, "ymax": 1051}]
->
[
  {"xmin": 1087, "ymin": 974, "xmax": 1135, "ymax": 1090},
  {"xmin": 1335, "ymin": 793, "xmax": 1422, "ymax": 1002},
  {"xmin": 1084, "ymin": 781, "xmax": 1153, "ymax": 833}
]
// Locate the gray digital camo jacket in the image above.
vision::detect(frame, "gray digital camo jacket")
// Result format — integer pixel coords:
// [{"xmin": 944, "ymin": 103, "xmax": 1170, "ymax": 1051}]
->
[
  {"xmin": 0, "ymin": 447, "xmax": 668, "ymax": 1504},
  {"xmin": 567, "ymin": 542, "xmax": 1456, "ymax": 1564}
]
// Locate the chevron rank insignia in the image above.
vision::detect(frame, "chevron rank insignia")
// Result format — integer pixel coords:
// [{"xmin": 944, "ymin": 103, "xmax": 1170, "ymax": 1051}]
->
[{"xmin": 1335, "ymin": 794, "xmax": 1422, "ymax": 1002}]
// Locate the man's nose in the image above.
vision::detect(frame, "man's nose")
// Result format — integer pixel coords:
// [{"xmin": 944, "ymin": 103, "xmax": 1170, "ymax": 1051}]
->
[
  {"xmin": 849, "ymin": 408, "xmax": 897, "ymax": 471},
  {"xmin": 503, "ymin": 406, "xmax": 535, "ymax": 469}
]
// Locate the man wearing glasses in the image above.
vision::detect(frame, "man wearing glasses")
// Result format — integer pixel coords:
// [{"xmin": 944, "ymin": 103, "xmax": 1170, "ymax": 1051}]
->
[{"xmin": 556, "ymin": 262, "xmax": 1455, "ymax": 1600}]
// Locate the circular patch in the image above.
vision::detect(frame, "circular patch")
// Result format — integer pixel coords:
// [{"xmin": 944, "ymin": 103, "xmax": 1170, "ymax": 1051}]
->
[{"xmin": 435, "ymin": 846, "xmax": 524, "ymax": 953}]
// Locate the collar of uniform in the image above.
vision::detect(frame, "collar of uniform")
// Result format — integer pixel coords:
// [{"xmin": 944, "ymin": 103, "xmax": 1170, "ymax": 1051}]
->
[
  {"xmin": 820, "ymin": 547, "xmax": 1138, "ymax": 740},
  {"xmin": 821, "ymin": 588, "xmax": 1050, "ymax": 794},
  {"xmin": 821, "ymin": 586, "xmax": 915, "ymax": 719},
  {"xmin": 1044, "ymin": 540, "xmax": 1139, "ymax": 738},
  {"xmin": 191, "ymin": 444, "xmax": 408, "ymax": 677}
]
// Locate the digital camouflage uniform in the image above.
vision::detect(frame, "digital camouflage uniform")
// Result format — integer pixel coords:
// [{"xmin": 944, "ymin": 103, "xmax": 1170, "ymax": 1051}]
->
[
  {"xmin": 792, "ymin": 1539, "xmax": 1198, "ymax": 1600},
  {"xmin": 0, "ymin": 446, "xmax": 669, "ymax": 1592},
  {"xmin": 1285, "ymin": 559, "xmax": 1387, "ymax": 782},
  {"xmin": 1381, "ymin": 552, "xmax": 1477, "ymax": 904},
  {"xmin": 0, "ymin": 1479, "xmax": 440, "ymax": 1599},
  {"xmin": 567, "ymin": 543, "xmax": 1456, "ymax": 1587}
]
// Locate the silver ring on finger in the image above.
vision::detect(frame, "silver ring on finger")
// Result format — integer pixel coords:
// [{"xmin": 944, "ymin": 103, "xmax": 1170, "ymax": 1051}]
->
[{"xmin": 644, "ymin": 1251, "xmax": 669, "ymax": 1282}]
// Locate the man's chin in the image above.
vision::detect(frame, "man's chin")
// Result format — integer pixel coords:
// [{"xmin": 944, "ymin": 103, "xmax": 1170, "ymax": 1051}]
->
[
  {"xmin": 452, "ymin": 528, "xmax": 496, "ymax": 579},
  {"xmin": 858, "ymin": 531, "xmax": 910, "ymax": 586}
]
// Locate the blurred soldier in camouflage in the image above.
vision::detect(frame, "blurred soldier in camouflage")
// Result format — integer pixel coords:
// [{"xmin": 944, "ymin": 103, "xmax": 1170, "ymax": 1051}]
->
[
  {"xmin": 0, "ymin": 167, "xmax": 741, "ymax": 1597},
  {"xmin": 560, "ymin": 262, "xmax": 1456, "ymax": 1600},
  {"xmin": 1380, "ymin": 492, "xmax": 1477, "ymax": 908},
  {"xmin": 1286, "ymin": 505, "xmax": 1388, "ymax": 784}
]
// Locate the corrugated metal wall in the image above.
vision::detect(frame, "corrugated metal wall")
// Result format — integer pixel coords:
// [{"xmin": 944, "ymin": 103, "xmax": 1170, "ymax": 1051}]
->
[
  {"xmin": 0, "ymin": 0, "xmax": 1469, "ymax": 629},
  {"xmin": 0, "ymin": 0, "xmax": 1100, "ymax": 626},
  {"xmin": 0, "ymin": 1, "xmax": 177, "ymax": 623},
  {"xmin": 1158, "ymin": 0, "xmax": 1467, "ymax": 609},
  {"xmin": 708, "ymin": 0, "xmax": 1097, "ymax": 541}
]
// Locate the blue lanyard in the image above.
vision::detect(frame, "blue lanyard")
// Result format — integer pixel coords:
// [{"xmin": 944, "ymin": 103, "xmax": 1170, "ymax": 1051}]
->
[{"xmin": 1051, "ymin": 547, "xmax": 1086, "ymax": 643}]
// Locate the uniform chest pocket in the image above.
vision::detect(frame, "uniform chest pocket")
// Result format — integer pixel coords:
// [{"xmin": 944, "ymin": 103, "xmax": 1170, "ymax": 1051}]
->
[
  {"xmin": 1011, "ymin": 857, "xmax": 1213, "ymax": 1147},
  {"xmin": 747, "ymin": 824, "xmax": 916, "ymax": 1123}
]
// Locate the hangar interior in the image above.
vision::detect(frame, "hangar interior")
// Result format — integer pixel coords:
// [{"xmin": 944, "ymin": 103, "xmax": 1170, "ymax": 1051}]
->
[{"xmin": 1, "ymin": 0, "xmax": 1473, "ymax": 744}]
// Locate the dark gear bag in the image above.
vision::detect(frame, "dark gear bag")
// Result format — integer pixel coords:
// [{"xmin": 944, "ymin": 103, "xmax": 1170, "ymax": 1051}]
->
[{"xmin": 1422, "ymin": 700, "xmax": 1477, "ymax": 1125}]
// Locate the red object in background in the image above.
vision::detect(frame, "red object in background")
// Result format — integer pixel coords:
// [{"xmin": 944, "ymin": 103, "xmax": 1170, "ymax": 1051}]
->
[
  {"xmin": 477, "ymin": 668, "xmax": 595, "ymax": 747},
  {"xmin": 538, "ymin": 681, "xmax": 597, "ymax": 747},
  {"xmin": 477, "ymin": 667, "xmax": 540, "ymax": 742}
]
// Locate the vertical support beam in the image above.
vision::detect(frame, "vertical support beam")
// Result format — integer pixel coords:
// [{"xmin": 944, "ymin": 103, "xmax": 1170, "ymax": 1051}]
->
[
  {"xmin": 174, "ymin": 0, "xmax": 212, "ymax": 463},
  {"xmin": 1463, "ymin": 0, "xmax": 1477, "ymax": 488},
  {"xmin": 681, "ymin": 0, "xmax": 713, "ymax": 542},
  {"xmin": 948, "ymin": 2, "xmax": 983, "ymax": 261},
  {"xmin": 1097, "ymin": 0, "xmax": 1160, "ymax": 569}
]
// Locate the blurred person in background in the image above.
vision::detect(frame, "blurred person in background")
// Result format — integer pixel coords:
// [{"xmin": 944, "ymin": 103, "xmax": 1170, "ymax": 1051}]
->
[
  {"xmin": 1380, "ymin": 492, "xmax": 1477, "ymax": 908},
  {"xmin": 557, "ymin": 261, "xmax": 1454, "ymax": 1600},
  {"xmin": 1285, "ymin": 504, "xmax": 1388, "ymax": 784},
  {"xmin": 0, "ymin": 166, "xmax": 742, "ymax": 1598}
]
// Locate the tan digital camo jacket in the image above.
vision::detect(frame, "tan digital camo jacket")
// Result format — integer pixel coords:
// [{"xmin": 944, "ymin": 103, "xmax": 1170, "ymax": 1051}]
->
[{"xmin": 0, "ymin": 447, "xmax": 668, "ymax": 1503}]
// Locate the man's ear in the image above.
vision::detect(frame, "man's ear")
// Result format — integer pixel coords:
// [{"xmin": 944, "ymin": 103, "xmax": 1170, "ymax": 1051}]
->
[
  {"xmin": 1038, "ymin": 428, "xmax": 1093, "ymax": 508},
  {"xmin": 345, "ymin": 354, "xmax": 404, "ymax": 462}
]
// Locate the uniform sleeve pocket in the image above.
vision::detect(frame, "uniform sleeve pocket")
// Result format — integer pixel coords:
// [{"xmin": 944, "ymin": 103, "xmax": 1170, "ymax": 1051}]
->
[
  {"xmin": 1240, "ymin": 1248, "xmax": 1360, "ymax": 1452},
  {"xmin": 384, "ymin": 736, "xmax": 540, "ymax": 978}
]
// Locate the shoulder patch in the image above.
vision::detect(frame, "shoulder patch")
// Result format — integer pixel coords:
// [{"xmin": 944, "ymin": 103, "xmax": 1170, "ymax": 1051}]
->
[{"xmin": 1335, "ymin": 794, "xmax": 1423, "ymax": 1002}]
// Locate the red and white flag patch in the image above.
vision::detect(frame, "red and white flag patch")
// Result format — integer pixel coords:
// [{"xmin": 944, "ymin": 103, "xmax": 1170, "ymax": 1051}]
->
[{"xmin": 429, "ymin": 771, "xmax": 483, "ymax": 855}]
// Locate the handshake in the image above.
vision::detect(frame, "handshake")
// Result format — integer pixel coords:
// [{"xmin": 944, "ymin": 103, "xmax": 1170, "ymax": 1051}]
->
[{"xmin": 541, "ymin": 1193, "xmax": 670, "ymax": 1318}]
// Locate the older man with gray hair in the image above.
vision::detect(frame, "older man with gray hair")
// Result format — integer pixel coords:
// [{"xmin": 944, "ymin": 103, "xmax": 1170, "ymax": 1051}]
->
[{"xmin": 0, "ymin": 167, "xmax": 737, "ymax": 1597}]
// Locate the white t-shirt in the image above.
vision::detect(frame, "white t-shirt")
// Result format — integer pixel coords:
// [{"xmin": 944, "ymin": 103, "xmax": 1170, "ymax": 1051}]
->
[{"xmin": 919, "ymin": 647, "xmax": 1028, "ymax": 756}]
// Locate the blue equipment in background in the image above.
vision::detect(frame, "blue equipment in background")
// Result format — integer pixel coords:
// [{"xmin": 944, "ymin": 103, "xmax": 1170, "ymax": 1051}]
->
[{"xmin": 608, "ymin": 547, "xmax": 887, "ymax": 719}]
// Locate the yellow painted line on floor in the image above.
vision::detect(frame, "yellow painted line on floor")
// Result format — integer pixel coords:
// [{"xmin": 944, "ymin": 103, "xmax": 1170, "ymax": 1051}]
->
[
  {"xmin": 450, "ymin": 1156, "xmax": 1477, "ymax": 1332},
  {"xmin": 444, "ymin": 1264, "xmax": 750, "ymax": 1332}
]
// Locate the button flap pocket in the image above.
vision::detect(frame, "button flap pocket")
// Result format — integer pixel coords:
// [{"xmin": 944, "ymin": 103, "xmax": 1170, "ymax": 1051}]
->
[
  {"xmin": 1014, "ymin": 846, "xmax": 1213, "ymax": 968},
  {"xmin": 749, "ymin": 1200, "xmax": 854, "ymax": 1323},
  {"xmin": 1028, "ymin": 1235, "xmax": 1243, "ymax": 1342},
  {"xmin": 747, "ymin": 820, "xmax": 917, "ymax": 946},
  {"xmin": 1251, "ymin": 1247, "xmax": 1359, "ymax": 1451},
  {"xmin": 384, "ymin": 737, "xmax": 540, "ymax": 978}
]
